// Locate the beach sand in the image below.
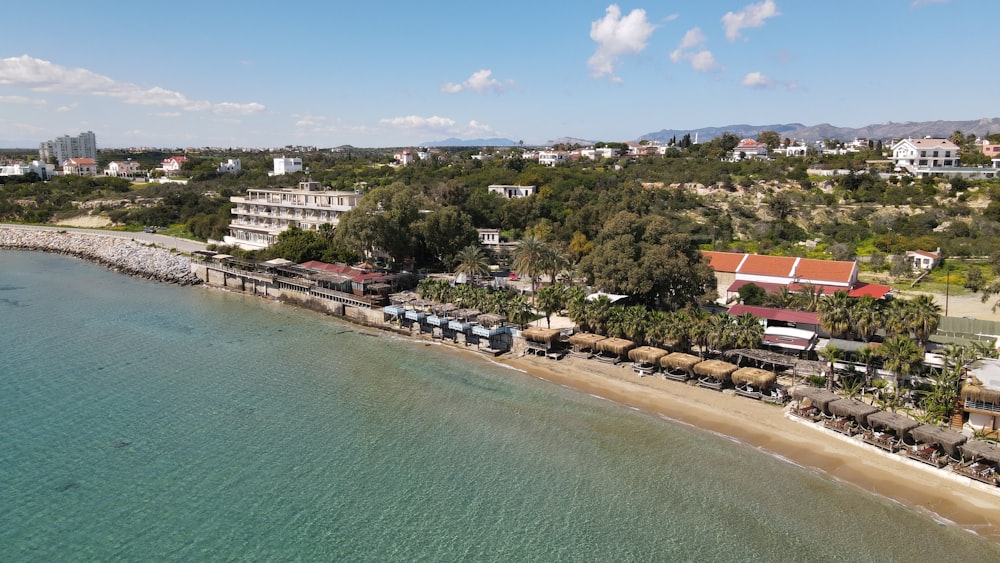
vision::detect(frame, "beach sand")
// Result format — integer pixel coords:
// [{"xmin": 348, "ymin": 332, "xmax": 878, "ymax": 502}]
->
[{"xmin": 494, "ymin": 350, "xmax": 1000, "ymax": 543}]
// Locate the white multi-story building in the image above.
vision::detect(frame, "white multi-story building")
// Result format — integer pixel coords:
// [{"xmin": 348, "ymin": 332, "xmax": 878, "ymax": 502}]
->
[
  {"xmin": 63, "ymin": 157, "xmax": 98, "ymax": 176},
  {"xmin": 225, "ymin": 180, "xmax": 361, "ymax": 250},
  {"xmin": 487, "ymin": 184, "xmax": 536, "ymax": 199},
  {"xmin": 39, "ymin": 131, "xmax": 97, "ymax": 163},
  {"xmin": 218, "ymin": 158, "xmax": 241, "ymax": 173},
  {"xmin": 0, "ymin": 160, "xmax": 54, "ymax": 179},
  {"xmin": 272, "ymin": 157, "xmax": 303, "ymax": 176},
  {"xmin": 891, "ymin": 138, "xmax": 959, "ymax": 172}
]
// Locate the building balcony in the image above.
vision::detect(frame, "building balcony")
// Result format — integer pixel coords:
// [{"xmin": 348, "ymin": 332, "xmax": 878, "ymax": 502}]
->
[{"xmin": 965, "ymin": 399, "xmax": 1000, "ymax": 415}]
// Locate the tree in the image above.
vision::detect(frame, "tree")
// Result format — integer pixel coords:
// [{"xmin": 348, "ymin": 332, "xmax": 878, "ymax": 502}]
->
[
  {"xmin": 849, "ymin": 296, "xmax": 882, "ymax": 343},
  {"xmin": 757, "ymin": 130, "xmax": 781, "ymax": 150},
  {"xmin": 417, "ymin": 206, "xmax": 478, "ymax": 268},
  {"xmin": 818, "ymin": 345, "xmax": 842, "ymax": 390},
  {"xmin": 453, "ymin": 244, "xmax": 490, "ymax": 281},
  {"xmin": 334, "ymin": 182, "xmax": 421, "ymax": 268},
  {"xmin": 878, "ymin": 334, "xmax": 923, "ymax": 408},
  {"xmin": 535, "ymin": 284, "xmax": 567, "ymax": 328},
  {"xmin": 512, "ymin": 235, "xmax": 548, "ymax": 301},
  {"xmin": 907, "ymin": 294, "xmax": 941, "ymax": 351}
]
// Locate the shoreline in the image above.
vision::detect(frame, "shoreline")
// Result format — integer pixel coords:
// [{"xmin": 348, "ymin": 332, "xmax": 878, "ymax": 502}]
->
[{"xmin": 6, "ymin": 229, "xmax": 1000, "ymax": 545}]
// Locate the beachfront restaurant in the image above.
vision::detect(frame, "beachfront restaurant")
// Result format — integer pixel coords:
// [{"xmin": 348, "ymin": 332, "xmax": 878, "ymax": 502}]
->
[{"xmin": 955, "ymin": 440, "xmax": 1000, "ymax": 485}]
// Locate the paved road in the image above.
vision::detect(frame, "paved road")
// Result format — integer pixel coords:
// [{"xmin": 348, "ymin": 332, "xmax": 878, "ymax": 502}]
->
[{"xmin": 0, "ymin": 223, "xmax": 209, "ymax": 254}]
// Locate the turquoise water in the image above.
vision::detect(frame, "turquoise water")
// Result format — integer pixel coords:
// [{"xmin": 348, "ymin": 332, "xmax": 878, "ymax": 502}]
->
[{"xmin": 2, "ymin": 250, "xmax": 999, "ymax": 561}]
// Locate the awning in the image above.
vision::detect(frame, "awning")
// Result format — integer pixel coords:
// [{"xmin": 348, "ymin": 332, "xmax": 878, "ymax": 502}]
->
[
  {"xmin": 448, "ymin": 320, "xmax": 471, "ymax": 332},
  {"xmin": 473, "ymin": 325, "xmax": 507, "ymax": 337},
  {"xmin": 404, "ymin": 310, "xmax": 426, "ymax": 321},
  {"xmin": 426, "ymin": 315, "xmax": 448, "ymax": 327},
  {"xmin": 383, "ymin": 305, "xmax": 406, "ymax": 316}
]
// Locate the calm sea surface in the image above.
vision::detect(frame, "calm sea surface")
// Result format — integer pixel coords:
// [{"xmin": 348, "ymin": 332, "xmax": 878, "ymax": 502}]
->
[{"xmin": 2, "ymin": 250, "xmax": 999, "ymax": 562}]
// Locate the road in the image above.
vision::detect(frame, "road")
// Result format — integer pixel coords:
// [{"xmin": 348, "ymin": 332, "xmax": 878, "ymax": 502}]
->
[{"xmin": 0, "ymin": 223, "xmax": 209, "ymax": 254}]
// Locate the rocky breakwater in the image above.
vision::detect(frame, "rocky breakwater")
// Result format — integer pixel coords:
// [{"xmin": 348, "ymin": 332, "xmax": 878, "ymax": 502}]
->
[{"xmin": 0, "ymin": 227, "xmax": 202, "ymax": 285}]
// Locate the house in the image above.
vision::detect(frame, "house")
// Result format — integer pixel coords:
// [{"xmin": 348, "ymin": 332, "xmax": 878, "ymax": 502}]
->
[
  {"xmin": 727, "ymin": 304, "xmax": 822, "ymax": 354},
  {"xmin": 978, "ymin": 140, "xmax": 1000, "ymax": 159},
  {"xmin": 106, "ymin": 160, "xmax": 141, "ymax": 178},
  {"xmin": 224, "ymin": 180, "xmax": 360, "ymax": 250},
  {"xmin": 963, "ymin": 358, "xmax": 1000, "ymax": 435},
  {"xmin": 890, "ymin": 138, "xmax": 959, "ymax": 173},
  {"xmin": 160, "ymin": 156, "xmax": 188, "ymax": 176},
  {"xmin": 218, "ymin": 158, "xmax": 241, "ymax": 173},
  {"xmin": 702, "ymin": 251, "xmax": 892, "ymax": 304},
  {"xmin": 272, "ymin": 157, "xmax": 302, "ymax": 176},
  {"xmin": 487, "ymin": 184, "xmax": 536, "ymax": 199},
  {"xmin": 731, "ymin": 139, "xmax": 768, "ymax": 161},
  {"xmin": 63, "ymin": 157, "xmax": 98, "ymax": 176},
  {"xmin": 773, "ymin": 142, "xmax": 808, "ymax": 157},
  {"xmin": 0, "ymin": 160, "xmax": 53, "ymax": 179},
  {"xmin": 477, "ymin": 228, "xmax": 500, "ymax": 246},
  {"xmin": 393, "ymin": 149, "xmax": 414, "ymax": 166},
  {"xmin": 907, "ymin": 249, "xmax": 941, "ymax": 271},
  {"xmin": 538, "ymin": 151, "xmax": 566, "ymax": 166},
  {"xmin": 580, "ymin": 147, "xmax": 620, "ymax": 160}
]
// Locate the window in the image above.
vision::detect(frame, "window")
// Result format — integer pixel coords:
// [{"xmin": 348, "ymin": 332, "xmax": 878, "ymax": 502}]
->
[{"xmin": 933, "ymin": 151, "xmax": 939, "ymax": 157}]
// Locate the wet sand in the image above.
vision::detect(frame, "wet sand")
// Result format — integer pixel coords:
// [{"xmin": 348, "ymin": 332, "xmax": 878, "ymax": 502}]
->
[{"xmin": 495, "ymin": 351, "xmax": 1000, "ymax": 543}]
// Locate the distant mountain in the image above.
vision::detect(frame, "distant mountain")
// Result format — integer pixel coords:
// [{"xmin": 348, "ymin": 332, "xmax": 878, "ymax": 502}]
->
[
  {"xmin": 640, "ymin": 117, "xmax": 1000, "ymax": 144},
  {"xmin": 420, "ymin": 137, "xmax": 518, "ymax": 147},
  {"xmin": 547, "ymin": 137, "xmax": 596, "ymax": 147}
]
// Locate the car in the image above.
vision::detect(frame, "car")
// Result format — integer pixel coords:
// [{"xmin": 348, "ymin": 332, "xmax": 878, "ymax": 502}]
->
[{"xmin": 143, "ymin": 226, "xmax": 156, "ymax": 233}]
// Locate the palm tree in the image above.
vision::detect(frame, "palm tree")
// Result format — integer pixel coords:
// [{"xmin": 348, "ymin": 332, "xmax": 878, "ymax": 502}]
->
[
  {"xmin": 541, "ymin": 245, "xmax": 571, "ymax": 286},
  {"xmin": 511, "ymin": 235, "xmax": 547, "ymax": 302},
  {"xmin": 565, "ymin": 285, "xmax": 589, "ymax": 331},
  {"xmin": 535, "ymin": 284, "xmax": 566, "ymax": 329},
  {"xmin": 793, "ymin": 282, "xmax": 825, "ymax": 312},
  {"xmin": 585, "ymin": 294, "xmax": 613, "ymax": 336},
  {"xmin": 688, "ymin": 309, "xmax": 712, "ymax": 359},
  {"xmin": 878, "ymin": 334, "xmax": 923, "ymax": 410},
  {"xmin": 882, "ymin": 299, "xmax": 912, "ymax": 338},
  {"xmin": 907, "ymin": 294, "xmax": 942, "ymax": 351},
  {"xmin": 856, "ymin": 344, "xmax": 879, "ymax": 390},
  {"xmin": 764, "ymin": 286, "xmax": 795, "ymax": 309},
  {"xmin": 707, "ymin": 313, "xmax": 734, "ymax": 354},
  {"xmin": 849, "ymin": 296, "xmax": 882, "ymax": 343},
  {"xmin": 818, "ymin": 345, "xmax": 842, "ymax": 391},
  {"xmin": 453, "ymin": 244, "xmax": 490, "ymax": 283},
  {"xmin": 732, "ymin": 313, "xmax": 764, "ymax": 349},
  {"xmin": 818, "ymin": 290, "xmax": 852, "ymax": 339}
]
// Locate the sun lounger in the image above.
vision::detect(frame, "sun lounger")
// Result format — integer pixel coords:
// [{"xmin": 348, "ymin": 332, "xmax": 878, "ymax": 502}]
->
[
  {"xmin": 862, "ymin": 431, "xmax": 900, "ymax": 453},
  {"xmin": 824, "ymin": 416, "xmax": 856, "ymax": 436},
  {"xmin": 907, "ymin": 445, "xmax": 947, "ymax": 468},
  {"xmin": 697, "ymin": 376, "xmax": 724, "ymax": 391},
  {"xmin": 789, "ymin": 404, "xmax": 821, "ymax": 422},
  {"xmin": 952, "ymin": 461, "xmax": 999, "ymax": 486}
]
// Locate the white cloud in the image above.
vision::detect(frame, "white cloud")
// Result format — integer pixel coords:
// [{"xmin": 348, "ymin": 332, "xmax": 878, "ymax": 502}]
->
[
  {"xmin": 0, "ymin": 55, "xmax": 265, "ymax": 115},
  {"xmin": 56, "ymin": 102, "xmax": 78, "ymax": 112},
  {"xmin": 670, "ymin": 28, "xmax": 723, "ymax": 72},
  {"xmin": 722, "ymin": 0, "xmax": 780, "ymax": 42},
  {"xmin": 740, "ymin": 71, "xmax": 797, "ymax": 90},
  {"xmin": 441, "ymin": 69, "xmax": 513, "ymax": 94},
  {"xmin": 587, "ymin": 4, "xmax": 656, "ymax": 80},
  {"xmin": 151, "ymin": 111, "xmax": 182, "ymax": 118},
  {"xmin": 0, "ymin": 95, "xmax": 46, "ymax": 105},
  {"xmin": 378, "ymin": 115, "xmax": 496, "ymax": 138}
]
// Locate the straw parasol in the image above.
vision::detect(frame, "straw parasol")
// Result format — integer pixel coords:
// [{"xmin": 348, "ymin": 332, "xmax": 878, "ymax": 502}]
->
[
  {"xmin": 827, "ymin": 398, "xmax": 879, "ymax": 426},
  {"xmin": 569, "ymin": 332, "xmax": 606, "ymax": 350},
  {"xmin": 693, "ymin": 359, "xmax": 737, "ymax": 382},
  {"xmin": 661, "ymin": 352, "xmax": 701, "ymax": 372},
  {"xmin": 790, "ymin": 387, "xmax": 841, "ymax": 413},
  {"xmin": 595, "ymin": 337, "xmax": 636, "ymax": 357},
  {"xmin": 731, "ymin": 367, "xmax": 776, "ymax": 389},
  {"xmin": 628, "ymin": 346, "xmax": 668, "ymax": 364},
  {"xmin": 960, "ymin": 440, "xmax": 1000, "ymax": 464},
  {"xmin": 910, "ymin": 425, "xmax": 968, "ymax": 458},
  {"xmin": 521, "ymin": 327, "xmax": 562, "ymax": 344},
  {"xmin": 867, "ymin": 410, "xmax": 919, "ymax": 436},
  {"xmin": 476, "ymin": 313, "xmax": 506, "ymax": 327},
  {"xmin": 962, "ymin": 383, "xmax": 1000, "ymax": 405}
]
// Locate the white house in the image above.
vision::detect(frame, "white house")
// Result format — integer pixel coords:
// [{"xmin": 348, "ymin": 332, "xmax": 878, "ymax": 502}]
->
[
  {"xmin": 906, "ymin": 249, "xmax": 941, "ymax": 271},
  {"xmin": 0, "ymin": 160, "xmax": 54, "ymax": 179},
  {"xmin": 891, "ymin": 138, "xmax": 959, "ymax": 172},
  {"xmin": 63, "ymin": 157, "xmax": 98, "ymax": 176},
  {"xmin": 732, "ymin": 139, "xmax": 768, "ymax": 161},
  {"xmin": 488, "ymin": 184, "xmax": 536, "ymax": 199},
  {"xmin": 160, "ymin": 156, "xmax": 188, "ymax": 176},
  {"xmin": 393, "ymin": 149, "xmax": 414, "ymax": 166},
  {"xmin": 106, "ymin": 160, "xmax": 141, "ymax": 178},
  {"xmin": 218, "ymin": 158, "xmax": 241, "ymax": 173},
  {"xmin": 272, "ymin": 157, "xmax": 303, "ymax": 176},
  {"xmin": 477, "ymin": 228, "xmax": 500, "ymax": 246},
  {"xmin": 963, "ymin": 358, "xmax": 1000, "ymax": 434},
  {"xmin": 538, "ymin": 151, "xmax": 566, "ymax": 166},
  {"xmin": 580, "ymin": 147, "xmax": 620, "ymax": 160}
]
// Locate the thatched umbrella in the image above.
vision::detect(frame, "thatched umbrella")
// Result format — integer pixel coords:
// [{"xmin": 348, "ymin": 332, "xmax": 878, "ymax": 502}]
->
[
  {"xmin": 569, "ymin": 332, "xmax": 606, "ymax": 351},
  {"xmin": 693, "ymin": 359, "xmax": 737, "ymax": 382},
  {"xmin": 731, "ymin": 367, "xmax": 776, "ymax": 389},
  {"xmin": 867, "ymin": 411, "xmax": 919, "ymax": 436},
  {"xmin": 960, "ymin": 440, "xmax": 1000, "ymax": 464},
  {"xmin": 628, "ymin": 346, "xmax": 668, "ymax": 365},
  {"xmin": 661, "ymin": 352, "xmax": 701, "ymax": 372},
  {"xmin": 477, "ymin": 313, "xmax": 506, "ymax": 327},
  {"xmin": 962, "ymin": 383, "xmax": 1000, "ymax": 406},
  {"xmin": 910, "ymin": 425, "xmax": 968, "ymax": 458},
  {"xmin": 595, "ymin": 337, "xmax": 636, "ymax": 357},
  {"xmin": 521, "ymin": 327, "xmax": 562, "ymax": 344},
  {"xmin": 827, "ymin": 398, "xmax": 879, "ymax": 427},
  {"xmin": 790, "ymin": 387, "xmax": 841, "ymax": 414}
]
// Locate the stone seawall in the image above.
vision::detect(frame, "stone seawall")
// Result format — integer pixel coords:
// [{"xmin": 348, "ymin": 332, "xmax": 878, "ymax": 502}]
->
[{"xmin": 0, "ymin": 227, "xmax": 202, "ymax": 285}]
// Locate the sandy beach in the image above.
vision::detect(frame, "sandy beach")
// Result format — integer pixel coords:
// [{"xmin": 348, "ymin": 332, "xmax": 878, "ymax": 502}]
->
[{"xmin": 491, "ymin": 349, "xmax": 1000, "ymax": 543}]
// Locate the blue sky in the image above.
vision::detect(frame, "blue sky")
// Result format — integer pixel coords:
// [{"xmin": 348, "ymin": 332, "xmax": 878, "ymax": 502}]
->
[{"xmin": 1, "ymin": 0, "xmax": 996, "ymax": 149}]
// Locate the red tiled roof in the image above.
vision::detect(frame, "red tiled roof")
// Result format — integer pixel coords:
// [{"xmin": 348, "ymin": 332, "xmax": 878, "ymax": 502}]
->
[
  {"xmin": 847, "ymin": 283, "xmax": 892, "ymax": 299},
  {"xmin": 66, "ymin": 158, "xmax": 96, "ymax": 165},
  {"xmin": 793, "ymin": 258, "xmax": 855, "ymax": 284},
  {"xmin": 728, "ymin": 304, "xmax": 820, "ymax": 325},
  {"xmin": 702, "ymin": 251, "xmax": 746, "ymax": 273},
  {"xmin": 739, "ymin": 254, "xmax": 797, "ymax": 277}
]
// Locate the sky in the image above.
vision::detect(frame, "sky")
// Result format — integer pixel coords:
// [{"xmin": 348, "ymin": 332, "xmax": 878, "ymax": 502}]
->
[{"xmin": 1, "ymin": 0, "xmax": 996, "ymax": 149}]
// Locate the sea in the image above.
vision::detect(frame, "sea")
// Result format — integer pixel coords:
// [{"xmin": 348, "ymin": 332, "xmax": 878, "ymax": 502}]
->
[{"xmin": 3, "ymin": 250, "xmax": 1000, "ymax": 562}]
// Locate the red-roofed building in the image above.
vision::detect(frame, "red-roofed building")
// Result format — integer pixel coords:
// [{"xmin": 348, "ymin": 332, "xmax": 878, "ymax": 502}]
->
[
  {"xmin": 731, "ymin": 139, "xmax": 768, "ymax": 161},
  {"xmin": 63, "ymin": 157, "xmax": 98, "ymax": 176},
  {"xmin": 906, "ymin": 249, "xmax": 941, "ymax": 271},
  {"xmin": 159, "ymin": 156, "xmax": 188, "ymax": 176}
]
